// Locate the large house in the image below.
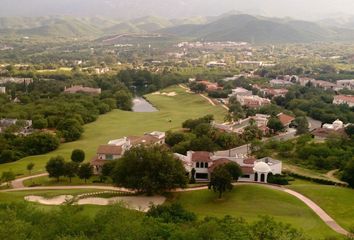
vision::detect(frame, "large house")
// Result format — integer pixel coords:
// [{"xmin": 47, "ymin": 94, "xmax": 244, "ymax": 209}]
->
[
  {"xmin": 197, "ymin": 80, "xmax": 223, "ymax": 92},
  {"xmin": 236, "ymin": 95, "xmax": 271, "ymax": 108},
  {"xmin": 229, "ymin": 87, "xmax": 253, "ymax": 97},
  {"xmin": 91, "ymin": 131, "xmax": 165, "ymax": 173},
  {"xmin": 333, "ymin": 95, "xmax": 354, "ymax": 107},
  {"xmin": 64, "ymin": 85, "xmax": 102, "ymax": 95},
  {"xmin": 311, "ymin": 119, "xmax": 348, "ymax": 140},
  {"xmin": 336, "ymin": 80, "xmax": 354, "ymax": 90},
  {"xmin": 277, "ymin": 113, "xmax": 295, "ymax": 128},
  {"xmin": 175, "ymin": 151, "xmax": 282, "ymax": 183}
]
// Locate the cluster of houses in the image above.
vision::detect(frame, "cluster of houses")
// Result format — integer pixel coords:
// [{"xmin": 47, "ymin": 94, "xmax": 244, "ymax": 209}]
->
[
  {"xmin": 64, "ymin": 85, "xmax": 102, "ymax": 95},
  {"xmin": 311, "ymin": 119, "xmax": 350, "ymax": 140},
  {"xmin": 333, "ymin": 95, "xmax": 354, "ymax": 107},
  {"xmin": 90, "ymin": 130, "xmax": 282, "ymax": 183},
  {"xmin": 213, "ymin": 112, "xmax": 295, "ymax": 135}
]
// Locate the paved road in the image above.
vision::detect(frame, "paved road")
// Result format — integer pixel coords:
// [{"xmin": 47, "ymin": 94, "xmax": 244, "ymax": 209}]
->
[
  {"xmin": 11, "ymin": 173, "xmax": 48, "ymax": 189},
  {"xmin": 307, "ymin": 117, "xmax": 322, "ymax": 131}
]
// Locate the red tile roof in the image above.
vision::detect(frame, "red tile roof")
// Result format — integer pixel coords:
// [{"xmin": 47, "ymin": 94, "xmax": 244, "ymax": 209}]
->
[
  {"xmin": 277, "ymin": 113, "xmax": 295, "ymax": 126},
  {"xmin": 191, "ymin": 151, "xmax": 212, "ymax": 162},
  {"xmin": 97, "ymin": 145, "xmax": 123, "ymax": 155},
  {"xmin": 243, "ymin": 157, "xmax": 256, "ymax": 165}
]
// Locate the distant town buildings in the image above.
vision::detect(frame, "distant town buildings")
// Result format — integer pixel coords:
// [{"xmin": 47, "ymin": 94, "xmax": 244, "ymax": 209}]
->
[
  {"xmin": 197, "ymin": 80, "xmax": 223, "ymax": 92},
  {"xmin": 229, "ymin": 87, "xmax": 253, "ymax": 97},
  {"xmin": 0, "ymin": 118, "xmax": 33, "ymax": 135},
  {"xmin": 0, "ymin": 77, "xmax": 33, "ymax": 85},
  {"xmin": 64, "ymin": 85, "xmax": 102, "ymax": 95}
]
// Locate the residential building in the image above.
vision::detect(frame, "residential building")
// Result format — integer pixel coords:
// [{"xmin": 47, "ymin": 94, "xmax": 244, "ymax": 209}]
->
[
  {"xmin": 333, "ymin": 95, "xmax": 354, "ymax": 107},
  {"xmin": 237, "ymin": 95, "xmax": 271, "ymax": 108},
  {"xmin": 0, "ymin": 118, "xmax": 32, "ymax": 134},
  {"xmin": 0, "ymin": 77, "xmax": 33, "ymax": 85},
  {"xmin": 323, "ymin": 119, "xmax": 346, "ymax": 131},
  {"xmin": 336, "ymin": 80, "xmax": 354, "ymax": 90},
  {"xmin": 277, "ymin": 113, "xmax": 295, "ymax": 128},
  {"xmin": 197, "ymin": 80, "xmax": 222, "ymax": 91},
  {"xmin": 91, "ymin": 131, "xmax": 165, "ymax": 173},
  {"xmin": 270, "ymin": 79, "xmax": 294, "ymax": 87},
  {"xmin": 313, "ymin": 80, "xmax": 337, "ymax": 90},
  {"xmin": 206, "ymin": 61, "xmax": 227, "ymax": 67},
  {"xmin": 229, "ymin": 87, "xmax": 252, "ymax": 97},
  {"xmin": 64, "ymin": 85, "xmax": 102, "ymax": 95},
  {"xmin": 260, "ymin": 88, "xmax": 288, "ymax": 98},
  {"xmin": 0, "ymin": 86, "xmax": 5, "ymax": 94},
  {"xmin": 174, "ymin": 151, "xmax": 282, "ymax": 183}
]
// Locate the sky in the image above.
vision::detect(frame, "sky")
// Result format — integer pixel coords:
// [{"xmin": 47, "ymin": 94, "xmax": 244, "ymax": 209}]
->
[{"xmin": 1, "ymin": 0, "xmax": 354, "ymax": 20}]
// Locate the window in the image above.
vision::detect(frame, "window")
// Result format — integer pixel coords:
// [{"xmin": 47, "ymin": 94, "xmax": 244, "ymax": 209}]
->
[
  {"xmin": 106, "ymin": 154, "xmax": 113, "ymax": 160},
  {"xmin": 205, "ymin": 163, "xmax": 208, "ymax": 168},
  {"xmin": 196, "ymin": 162, "xmax": 200, "ymax": 168},
  {"xmin": 195, "ymin": 173, "xmax": 209, "ymax": 179},
  {"xmin": 200, "ymin": 162, "xmax": 204, "ymax": 168}
]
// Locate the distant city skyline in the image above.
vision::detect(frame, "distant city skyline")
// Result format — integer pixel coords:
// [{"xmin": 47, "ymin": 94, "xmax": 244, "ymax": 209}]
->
[{"xmin": 1, "ymin": 0, "xmax": 354, "ymax": 21}]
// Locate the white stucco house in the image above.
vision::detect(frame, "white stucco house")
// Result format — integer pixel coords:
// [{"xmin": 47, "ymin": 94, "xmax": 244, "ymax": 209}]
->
[{"xmin": 174, "ymin": 151, "xmax": 282, "ymax": 183}]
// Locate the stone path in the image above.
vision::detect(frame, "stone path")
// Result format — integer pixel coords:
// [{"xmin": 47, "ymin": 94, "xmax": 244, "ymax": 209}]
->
[{"xmin": 11, "ymin": 173, "xmax": 48, "ymax": 189}]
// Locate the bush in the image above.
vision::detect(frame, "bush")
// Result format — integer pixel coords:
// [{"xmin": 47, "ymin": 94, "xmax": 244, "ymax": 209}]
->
[
  {"xmin": 267, "ymin": 174, "xmax": 289, "ymax": 185},
  {"xmin": 147, "ymin": 203, "xmax": 196, "ymax": 223}
]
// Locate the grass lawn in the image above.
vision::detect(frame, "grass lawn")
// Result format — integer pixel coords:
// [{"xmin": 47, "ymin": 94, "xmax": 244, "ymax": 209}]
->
[
  {"xmin": 23, "ymin": 175, "xmax": 112, "ymax": 187},
  {"xmin": 168, "ymin": 185, "xmax": 341, "ymax": 239},
  {"xmin": 288, "ymin": 184, "xmax": 354, "ymax": 232},
  {"xmin": 0, "ymin": 85, "xmax": 226, "ymax": 176}
]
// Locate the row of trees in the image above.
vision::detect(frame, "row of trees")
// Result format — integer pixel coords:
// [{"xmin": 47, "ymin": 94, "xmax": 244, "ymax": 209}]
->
[{"xmin": 45, "ymin": 149, "xmax": 93, "ymax": 183}]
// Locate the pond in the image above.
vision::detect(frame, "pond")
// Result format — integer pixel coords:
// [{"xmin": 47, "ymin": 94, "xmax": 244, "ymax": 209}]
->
[{"xmin": 132, "ymin": 97, "xmax": 158, "ymax": 112}]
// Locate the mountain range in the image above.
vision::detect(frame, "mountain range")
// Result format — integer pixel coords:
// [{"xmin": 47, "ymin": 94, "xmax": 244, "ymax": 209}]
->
[{"xmin": 2, "ymin": 14, "xmax": 354, "ymax": 43}]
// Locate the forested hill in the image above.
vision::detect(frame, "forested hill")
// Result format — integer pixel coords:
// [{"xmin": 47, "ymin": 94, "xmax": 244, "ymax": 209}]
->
[{"xmin": 2, "ymin": 14, "xmax": 354, "ymax": 43}]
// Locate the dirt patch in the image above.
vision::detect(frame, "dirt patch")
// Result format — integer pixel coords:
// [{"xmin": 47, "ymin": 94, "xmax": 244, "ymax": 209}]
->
[
  {"xmin": 152, "ymin": 91, "xmax": 177, "ymax": 97},
  {"xmin": 77, "ymin": 196, "xmax": 166, "ymax": 212},
  {"xmin": 25, "ymin": 195, "xmax": 73, "ymax": 205}
]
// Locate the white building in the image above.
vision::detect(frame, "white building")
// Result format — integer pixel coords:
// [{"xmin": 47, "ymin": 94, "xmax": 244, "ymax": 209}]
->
[
  {"xmin": 333, "ymin": 95, "xmax": 354, "ymax": 107},
  {"xmin": 229, "ymin": 87, "xmax": 253, "ymax": 97},
  {"xmin": 336, "ymin": 80, "xmax": 354, "ymax": 90},
  {"xmin": 174, "ymin": 151, "xmax": 282, "ymax": 183},
  {"xmin": 0, "ymin": 86, "xmax": 5, "ymax": 94}
]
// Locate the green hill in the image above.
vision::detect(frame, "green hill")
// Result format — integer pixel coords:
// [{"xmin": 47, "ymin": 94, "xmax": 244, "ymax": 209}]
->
[{"xmin": 160, "ymin": 14, "xmax": 354, "ymax": 43}]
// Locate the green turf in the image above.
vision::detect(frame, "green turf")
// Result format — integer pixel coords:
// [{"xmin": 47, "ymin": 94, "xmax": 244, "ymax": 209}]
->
[
  {"xmin": 168, "ymin": 185, "xmax": 341, "ymax": 239},
  {"xmin": 0, "ymin": 85, "xmax": 226, "ymax": 176},
  {"xmin": 288, "ymin": 184, "xmax": 354, "ymax": 232},
  {"xmin": 23, "ymin": 175, "xmax": 112, "ymax": 187}
]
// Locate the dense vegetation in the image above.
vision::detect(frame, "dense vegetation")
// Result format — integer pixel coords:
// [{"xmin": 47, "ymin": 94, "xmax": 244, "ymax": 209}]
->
[{"xmin": 0, "ymin": 202, "xmax": 310, "ymax": 240}]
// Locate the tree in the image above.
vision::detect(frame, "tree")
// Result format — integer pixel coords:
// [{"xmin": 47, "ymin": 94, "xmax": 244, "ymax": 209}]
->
[
  {"xmin": 32, "ymin": 116, "xmax": 48, "ymax": 129},
  {"xmin": 165, "ymin": 132, "xmax": 185, "ymax": 146},
  {"xmin": 71, "ymin": 149, "xmax": 85, "ymax": 163},
  {"xmin": 46, "ymin": 156, "xmax": 66, "ymax": 182},
  {"xmin": 100, "ymin": 161, "xmax": 116, "ymax": 182},
  {"xmin": 224, "ymin": 162, "xmax": 242, "ymax": 180},
  {"xmin": 342, "ymin": 159, "xmax": 354, "ymax": 188},
  {"xmin": 22, "ymin": 133, "xmax": 60, "ymax": 155},
  {"xmin": 57, "ymin": 118, "xmax": 84, "ymax": 142},
  {"xmin": 190, "ymin": 82, "xmax": 207, "ymax": 93},
  {"xmin": 293, "ymin": 116, "xmax": 309, "ymax": 135},
  {"xmin": 1, "ymin": 171, "xmax": 15, "ymax": 187},
  {"xmin": 112, "ymin": 145, "xmax": 188, "ymax": 194},
  {"xmin": 64, "ymin": 162, "xmax": 79, "ymax": 183},
  {"xmin": 115, "ymin": 90, "xmax": 133, "ymax": 111},
  {"xmin": 267, "ymin": 117, "xmax": 284, "ymax": 133},
  {"xmin": 26, "ymin": 163, "xmax": 35, "ymax": 175},
  {"xmin": 78, "ymin": 163, "xmax": 93, "ymax": 183},
  {"xmin": 209, "ymin": 166, "xmax": 233, "ymax": 199},
  {"xmin": 345, "ymin": 124, "xmax": 354, "ymax": 139},
  {"xmin": 147, "ymin": 203, "xmax": 196, "ymax": 223},
  {"xmin": 190, "ymin": 168, "xmax": 196, "ymax": 184}
]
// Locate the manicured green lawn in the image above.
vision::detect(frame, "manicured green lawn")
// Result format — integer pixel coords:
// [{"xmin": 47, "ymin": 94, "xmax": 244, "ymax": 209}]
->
[
  {"xmin": 169, "ymin": 185, "xmax": 341, "ymax": 239},
  {"xmin": 0, "ymin": 85, "xmax": 226, "ymax": 176},
  {"xmin": 23, "ymin": 175, "xmax": 112, "ymax": 187},
  {"xmin": 288, "ymin": 184, "xmax": 354, "ymax": 232}
]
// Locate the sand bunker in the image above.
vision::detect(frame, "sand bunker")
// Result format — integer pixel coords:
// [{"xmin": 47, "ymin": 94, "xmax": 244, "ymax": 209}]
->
[
  {"xmin": 77, "ymin": 196, "xmax": 166, "ymax": 212},
  {"xmin": 152, "ymin": 91, "xmax": 177, "ymax": 97},
  {"xmin": 25, "ymin": 195, "xmax": 73, "ymax": 205}
]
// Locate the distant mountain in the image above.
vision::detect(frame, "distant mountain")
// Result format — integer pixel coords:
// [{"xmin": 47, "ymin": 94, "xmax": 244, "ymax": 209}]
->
[{"xmin": 160, "ymin": 14, "xmax": 354, "ymax": 43}]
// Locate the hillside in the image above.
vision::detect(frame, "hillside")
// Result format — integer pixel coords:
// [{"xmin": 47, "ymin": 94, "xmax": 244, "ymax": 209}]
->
[{"xmin": 160, "ymin": 14, "xmax": 352, "ymax": 43}]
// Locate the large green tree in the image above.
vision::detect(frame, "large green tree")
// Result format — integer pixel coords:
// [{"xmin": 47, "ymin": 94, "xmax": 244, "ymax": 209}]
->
[
  {"xmin": 112, "ymin": 145, "xmax": 188, "ymax": 194},
  {"xmin": 77, "ymin": 163, "xmax": 93, "ymax": 183},
  {"xmin": 70, "ymin": 149, "xmax": 85, "ymax": 163},
  {"xmin": 45, "ymin": 156, "xmax": 66, "ymax": 182}
]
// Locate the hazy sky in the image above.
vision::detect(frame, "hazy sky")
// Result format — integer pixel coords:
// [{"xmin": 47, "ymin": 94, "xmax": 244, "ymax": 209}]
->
[{"xmin": 1, "ymin": 0, "xmax": 354, "ymax": 20}]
